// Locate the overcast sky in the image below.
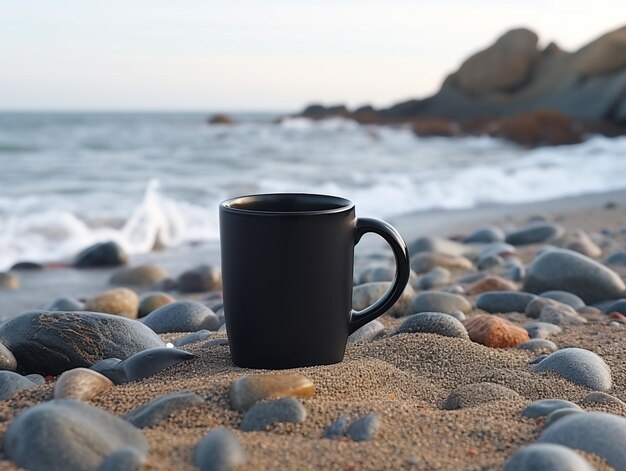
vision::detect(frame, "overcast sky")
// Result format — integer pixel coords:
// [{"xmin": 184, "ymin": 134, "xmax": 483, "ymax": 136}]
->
[{"xmin": 1, "ymin": 1, "xmax": 624, "ymax": 111}]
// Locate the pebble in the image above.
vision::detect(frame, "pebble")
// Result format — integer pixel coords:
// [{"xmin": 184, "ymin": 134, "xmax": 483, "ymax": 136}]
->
[
  {"xmin": 539, "ymin": 291, "xmax": 586, "ymax": 310},
  {"xmin": 530, "ymin": 355, "xmax": 549, "ymax": 365},
  {"xmin": 176, "ymin": 265, "xmax": 222, "ymax": 293},
  {"xmin": 346, "ymin": 413, "xmax": 380, "ymax": 441},
  {"xmin": 463, "ymin": 226, "xmax": 505, "ymax": 243},
  {"xmin": 443, "ymin": 284, "xmax": 465, "ymax": 295},
  {"xmin": 137, "ymin": 292, "xmax": 176, "ymax": 318},
  {"xmin": 538, "ymin": 412, "xmax": 626, "ymax": 470},
  {"xmin": 4, "ymin": 399, "xmax": 148, "ymax": 471},
  {"xmin": 348, "ymin": 320, "xmax": 385, "ymax": 343},
  {"xmin": 0, "ymin": 342, "xmax": 17, "ymax": 371},
  {"xmin": 605, "ymin": 251, "xmax": 626, "ymax": 266},
  {"xmin": 475, "ymin": 291, "xmax": 538, "ymax": 313},
  {"xmin": 124, "ymin": 391, "xmax": 204, "ymax": 428},
  {"xmin": 230, "ymin": 374, "xmax": 315, "ymax": 411},
  {"xmin": 395, "ymin": 312, "xmax": 469, "ymax": 339},
  {"xmin": 503, "ymin": 443, "xmax": 595, "ymax": 471},
  {"xmin": 465, "ymin": 315, "xmax": 529, "ymax": 348},
  {"xmin": 0, "ymin": 371, "xmax": 38, "ymax": 400},
  {"xmin": 417, "ymin": 267, "xmax": 451, "ymax": 290},
  {"xmin": 10, "ymin": 261, "xmax": 43, "ymax": 270},
  {"xmin": 173, "ymin": 330, "xmax": 213, "ymax": 347},
  {"xmin": 109, "ymin": 265, "xmax": 168, "ymax": 287},
  {"xmin": 408, "ymin": 236, "xmax": 466, "ymax": 257},
  {"xmin": 25, "ymin": 374, "xmax": 46, "ymax": 384},
  {"xmin": 505, "ymin": 222, "xmax": 564, "ymax": 245},
  {"xmin": 468, "ymin": 276, "xmax": 518, "ymax": 295},
  {"xmin": 539, "ymin": 304, "xmax": 587, "ymax": 326},
  {"xmin": 141, "ymin": 301, "xmax": 220, "ymax": 333},
  {"xmin": 120, "ymin": 347, "xmax": 195, "ymax": 382},
  {"xmin": 477, "ymin": 242, "xmax": 517, "ymax": 263},
  {"xmin": 522, "ymin": 399, "xmax": 582, "ymax": 419},
  {"xmin": 605, "ymin": 299, "xmax": 626, "ymax": 315},
  {"xmin": 525, "ymin": 321, "xmax": 564, "ymax": 339},
  {"xmin": 89, "ymin": 358, "xmax": 127, "ymax": 385},
  {"xmin": 0, "ymin": 272, "xmax": 20, "ymax": 290},
  {"xmin": 54, "ymin": 367, "xmax": 114, "ymax": 401},
  {"xmin": 502, "ymin": 258, "xmax": 526, "ymax": 282},
  {"xmin": 410, "ymin": 252, "xmax": 473, "ymax": 273},
  {"xmin": 0, "ymin": 311, "xmax": 164, "ymax": 375},
  {"xmin": 562, "ymin": 230, "xmax": 602, "ymax": 258},
  {"xmin": 533, "ymin": 348, "xmax": 612, "ymax": 391},
  {"xmin": 74, "ymin": 241, "xmax": 128, "ymax": 268},
  {"xmin": 443, "ymin": 382, "xmax": 522, "ymax": 410},
  {"xmin": 518, "ymin": 339, "xmax": 558, "ymax": 353},
  {"xmin": 358, "ymin": 265, "xmax": 394, "ymax": 284},
  {"xmin": 239, "ymin": 397, "xmax": 307, "ymax": 431},
  {"xmin": 523, "ymin": 248, "xmax": 626, "ymax": 304},
  {"xmin": 545, "ymin": 408, "xmax": 585, "ymax": 428},
  {"xmin": 96, "ymin": 447, "xmax": 146, "ymax": 471},
  {"xmin": 477, "ymin": 254, "xmax": 505, "ymax": 270},
  {"xmin": 448, "ymin": 310, "xmax": 466, "ymax": 322},
  {"xmin": 46, "ymin": 296, "xmax": 85, "ymax": 311},
  {"xmin": 411, "ymin": 291, "xmax": 472, "ymax": 315},
  {"xmin": 324, "ymin": 416, "xmax": 351, "ymax": 439},
  {"xmin": 581, "ymin": 392, "xmax": 626, "ymax": 407},
  {"xmin": 203, "ymin": 338, "xmax": 229, "ymax": 348},
  {"xmin": 352, "ymin": 282, "xmax": 415, "ymax": 318},
  {"xmin": 193, "ymin": 427, "xmax": 248, "ymax": 471},
  {"xmin": 84, "ymin": 288, "xmax": 139, "ymax": 319}
]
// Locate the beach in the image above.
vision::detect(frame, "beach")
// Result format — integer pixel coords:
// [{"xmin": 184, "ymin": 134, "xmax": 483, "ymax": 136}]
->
[{"xmin": 0, "ymin": 188, "xmax": 625, "ymax": 470}]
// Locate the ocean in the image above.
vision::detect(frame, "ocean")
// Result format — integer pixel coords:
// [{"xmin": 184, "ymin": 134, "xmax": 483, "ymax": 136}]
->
[{"xmin": 1, "ymin": 111, "xmax": 625, "ymax": 270}]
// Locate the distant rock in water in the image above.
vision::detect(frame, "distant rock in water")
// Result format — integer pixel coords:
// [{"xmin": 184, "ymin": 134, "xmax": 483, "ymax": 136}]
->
[{"xmin": 208, "ymin": 113, "xmax": 235, "ymax": 125}]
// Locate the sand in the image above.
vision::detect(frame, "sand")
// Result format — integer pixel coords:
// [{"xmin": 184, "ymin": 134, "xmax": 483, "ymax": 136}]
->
[{"xmin": 0, "ymin": 190, "xmax": 625, "ymax": 470}]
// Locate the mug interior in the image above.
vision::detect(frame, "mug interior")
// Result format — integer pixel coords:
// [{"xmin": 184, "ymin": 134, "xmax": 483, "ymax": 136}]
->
[{"xmin": 221, "ymin": 193, "xmax": 353, "ymax": 215}]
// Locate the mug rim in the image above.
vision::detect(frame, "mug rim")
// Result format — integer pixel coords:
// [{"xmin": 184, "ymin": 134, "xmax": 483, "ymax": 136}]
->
[{"xmin": 220, "ymin": 192, "xmax": 355, "ymax": 216}]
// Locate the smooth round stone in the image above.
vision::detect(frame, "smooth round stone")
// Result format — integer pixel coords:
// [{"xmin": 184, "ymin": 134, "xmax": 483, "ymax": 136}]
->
[
  {"xmin": 109, "ymin": 265, "xmax": 168, "ymax": 287},
  {"xmin": 531, "ymin": 355, "xmax": 549, "ymax": 365},
  {"xmin": 358, "ymin": 265, "xmax": 394, "ymax": 284},
  {"xmin": 85, "ymin": 288, "xmax": 139, "ymax": 319},
  {"xmin": 564, "ymin": 231, "xmax": 602, "ymax": 259},
  {"xmin": 465, "ymin": 315, "xmax": 529, "ymax": 348},
  {"xmin": 0, "ymin": 272, "xmax": 20, "ymax": 290},
  {"xmin": 538, "ymin": 412, "xmax": 626, "ymax": 470},
  {"xmin": 25, "ymin": 374, "xmax": 46, "ymax": 385},
  {"xmin": 522, "ymin": 399, "xmax": 582, "ymax": 419},
  {"xmin": 408, "ymin": 236, "xmax": 466, "ymax": 257},
  {"xmin": 352, "ymin": 282, "xmax": 415, "ymax": 318},
  {"xmin": 0, "ymin": 342, "xmax": 17, "ymax": 371},
  {"xmin": 230, "ymin": 374, "xmax": 315, "ymax": 411},
  {"xmin": 324, "ymin": 416, "xmax": 351, "ymax": 439},
  {"xmin": 96, "ymin": 446, "xmax": 146, "ymax": 471},
  {"xmin": 605, "ymin": 299, "xmax": 626, "ymax": 315},
  {"xmin": 141, "ymin": 301, "xmax": 219, "ymax": 333},
  {"xmin": 525, "ymin": 297, "xmax": 558, "ymax": 318},
  {"xmin": 524, "ymin": 321, "xmax": 563, "ymax": 339},
  {"xmin": 46, "ymin": 296, "xmax": 85, "ymax": 312},
  {"xmin": 448, "ymin": 310, "xmax": 466, "ymax": 322},
  {"xmin": 239, "ymin": 397, "xmax": 306, "ymax": 431},
  {"xmin": 0, "ymin": 371, "xmax": 37, "ymax": 400},
  {"xmin": 443, "ymin": 382, "xmax": 522, "ymax": 410},
  {"xmin": 410, "ymin": 252, "xmax": 473, "ymax": 273},
  {"xmin": 545, "ymin": 408, "xmax": 585, "ymax": 428},
  {"xmin": 89, "ymin": 358, "xmax": 127, "ymax": 385},
  {"xmin": 443, "ymin": 285, "xmax": 465, "ymax": 295},
  {"xmin": 518, "ymin": 339, "xmax": 558, "ymax": 353},
  {"xmin": 463, "ymin": 226, "xmax": 505, "ymax": 243},
  {"xmin": 539, "ymin": 304, "xmax": 587, "ymax": 326},
  {"xmin": 346, "ymin": 413, "xmax": 380, "ymax": 441},
  {"xmin": 120, "ymin": 347, "xmax": 195, "ymax": 382},
  {"xmin": 503, "ymin": 443, "xmax": 595, "ymax": 471},
  {"xmin": 477, "ymin": 254, "xmax": 505, "ymax": 271},
  {"xmin": 476, "ymin": 291, "xmax": 538, "ymax": 313},
  {"xmin": 502, "ymin": 258, "xmax": 525, "ymax": 282},
  {"xmin": 176, "ymin": 265, "xmax": 222, "ymax": 293},
  {"xmin": 124, "ymin": 391, "xmax": 204, "ymax": 428},
  {"xmin": 605, "ymin": 251, "xmax": 626, "ymax": 266},
  {"xmin": 173, "ymin": 330, "xmax": 213, "ymax": 347},
  {"xmin": 417, "ymin": 267, "xmax": 451, "ymax": 290},
  {"xmin": 468, "ymin": 276, "xmax": 517, "ymax": 295},
  {"xmin": 540, "ymin": 291, "xmax": 586, "ymax": 310},
  {"xmin": 0, "ymin": 311, "xmax": 165, "ymax": 375},
  {"xmin": 4, "ymin": 399, "xmax": 148, "ymax": 471},
  {"xmin": 137, "ymin": 292, "xmax": 175, "ymax": 318},
  {"xmin": 193, "ymin": 427, "xmax": 247, "ymax": 471},
  {"xmin": 505, "ymin": 222, "xmax": 564, "ymax": 245},
  {"xmin": 348, "ymin": 320, "xmax": 385, "ymax": 343},
  {"xmin": 523, "ymin": 248, "xmax": 626, "ymax": 304},
  {"xmin": 477, "ymin": 242, "xmax": 517, "ymax": 263},
  {"xmin": 10, "ymin": 261, "xmax": 43, "ymax": 270},
  {"xmin": 54, "ymin": 368, "xmax": 114, "ymax": 401},
  {"xmin": 395, "ymin": 312, "xmax": 469, "ymax": 339},
  {"xmin": 533, "ymin": 348, "xmax": 612, "ymax": 391},
  {"xmin": 411, "ymin": 291, "xmax": 471, "ymax": 315},
  {"xmin": 74, "ymin": 241, "xmax": 128, "ymax": 268},
  {"xmin": 581, "ymin": 392, "xmax": 626, "ymax": 407},
  {"xmin": 203, "ymin": 338, "xmax": 229, "ymax": 348}
]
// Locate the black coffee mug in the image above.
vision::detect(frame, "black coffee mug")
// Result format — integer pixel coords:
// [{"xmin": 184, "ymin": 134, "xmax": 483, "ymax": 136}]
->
[{"xmin": 219, "ymin": 193, "xmax": 410, "ymax": 369}]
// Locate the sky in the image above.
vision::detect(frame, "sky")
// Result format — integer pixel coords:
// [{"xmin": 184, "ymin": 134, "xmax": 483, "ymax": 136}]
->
[{"xmin": 1, "ymin": 1, "xmax": 624, "ymax": 111}]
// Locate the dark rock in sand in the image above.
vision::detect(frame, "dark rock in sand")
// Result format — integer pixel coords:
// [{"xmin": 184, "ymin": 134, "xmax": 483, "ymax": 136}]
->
[
  {"xmin": 74, "ymin": 241, "xmax": 128, "ymax": 268},
  {"xmin": 176, "ymin": 265, "xmax": 222, "ymax": 293},
  {"xmin": 0, "ymin": 311, "xmax": 165, "ymax": 375},
  {"xmin": 0, "ymin": 342, "xmax": 17, "ymax": 371},
  {"xmin": 239, "ymin": 397, "xmax": 306, "ymax": 431},
  {"xmin": 522, "ymin": 399, "xmax": 581, "ymax": 419},
  {"xmin": 505, "ymin": 223, "xmax": 564, "ymax": 245},
  {"xmin": 120, "ymin": 347, "xmax": 195, "ymax": 382},
  {"xmin": 124, "ymin": 391, "xmax": 204, "ymax": 428},
  {"xmin": 193, "ymin": 427, "xmax": 248, "ymax": 471},
  {"xmin": 141, "ymin": 301, "xmax": 220, "ymax": 333},
  {"xmin": 348, "ymin": 320, "xmax": 385, "ymax": 343},
  {"xmin": 346, "ymin": 413, "xmax": 380, "ymax": 441},
  {"xmin": 540, "ymin": 291, "xmax": 585, "ymax": 310},
  {"xmin": 96, "ymin": 446, "xmax": 146, "ymax": 471},
  {"xmin": 533, "ymin": 348, "xmax": 612, "ymax": 391},
  {"xmin": 173, "ymin": 330, "xmax": 213, "ymax": 347},
  {"xmin": 524, "ymin": 249, "xmax": 626, "ymax": 304},
  {"xmin": 89, "ymin": 358, "xmax": 127, "ymax": 385},
  {"xmin": 524, "ymin": 321, "xmax": 562, "ymax": 339},
  {"xmin": 463, "ymin": 226, "xmax": 505, "ymax": 243},
  {"xmin": 604, "ymin": 299, "xmax": 626, "ymax": 315},
  {"xmin": 10, "ymin": 261, "xmax": 43, "ymax": 270},
  {"xmin": 137, "ymin": 292, "xmax": 175, "ymax": 318},
  {"xmin": 476, "ymin": 291, "xmax": 538, "ymax": 313},
  {"xmin": 605, "ymin": 251, "xmax": 626, "ymax": 266},
  {"xmin": 46, "ymin": 296, "xmax": 85, "ymax": 311},
  {"xmin": 411, "ymin": 291, "xmax": 471, "ymax": 314},
  {"xmin": 0, "ymin": 371, "xmax": 38, "ymax": 400},
  {"xmin": 396, "ymin": 312, "xmax": 469, "ymax": 339},
  {"xmin": 0, "ymin": 272, "xmax": 19, "ymax": 290},
  {"xmin": 208, "ymin": 113, "xmax": 235, "ymax": 125},
  {"xmin": 443, "ymin": 382, "xmax": 522, "ymax": 410},
  {"xmin": 4, "ymin": 399, "xmax": 148, "ymax": 471},
  {"xmin": 109, "ymin": 265, "xmax": 168, "ymax": 287},
  {"xmin": 518, "ymin": 339, "xmax": 558, "ymax": 353},
  {"xmin": 324, "ymin": 416, "xmax": 351, "ymax": 439},
  {"xmin": 353, "ymin": 282, "xmax": 415, "ymax": 318},
  {"xmin": 85, "ymin": 288, "xmax": 139, "ymax": 319},
  {"xmin": 503, "ymin": 443, "xmax": 594, "ymax": 471}
]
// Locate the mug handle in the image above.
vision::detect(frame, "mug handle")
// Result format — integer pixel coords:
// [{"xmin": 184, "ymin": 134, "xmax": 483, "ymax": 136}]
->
[{"xmin": 349, "ymin": 218, "xmax": 411, "ymax": 334}]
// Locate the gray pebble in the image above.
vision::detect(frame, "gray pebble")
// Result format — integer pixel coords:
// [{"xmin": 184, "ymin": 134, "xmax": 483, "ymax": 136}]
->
[
  {"xmin": 518, "ymin": 339, "xmax": 558, "ymax": 353},
  {"xmin": 0, "ymin": 371, "xmax": 37, "ymax": 400},
  {"xmin": 348, "ymin": 320, "xmax": 385, "ymax": 343},
  {"xmin": 176, "ymin": 265, "xmax": 222, "ymax": 293},
  {"xmin": 124, "ymin": 391, "xmax": 204, "ymax": 428},
  {"xmin": 417, "ymin": 267, "xmax": 451, "ymax": 290},
  {"xmin": 448, "ymin": 310, "xmax": 466, "ymax": 322},
  {"xmin": 545, "ymin": 408, "xmax": 585, "ymax": 428},
  {"xmin": 346, "ymin": 413, "xmax": 380, "ymax": 441},
  {"xmin": 503, "ymin": 443, "xmax": 594, "ymax": 471},
  {"xmin": 141, "ymin": 301, "xmax": 219, "ymax": 333},
  {"xmin": 533, "ymin": 348, "xmax": 612, "ymax": 391},
  {"xmin": 396, "ymin": 312, "xmax": 469, "ymax": 339},
  {"xmin": 539, "ymin": 304, "xmax": 587, "ymax": 326},
  {"xmin": 540, "ymin": 291, "xmax": 586, "ymax": 310},
  {"xmin": 604, "ymin": 299, "xmax": 626, "ymax": 315},
  {"xmin": 120, "ymin": 348, "xmax": 195, "ymax": 382},
  {"xmin": 0, "ymin": 342, "xmax": 17, "ymax": 371},
  {"xmin": 239, "ymin": 397, "xmax": 306, "ymax": 431},
  {"xmin": 173, "ymin": 330, "xmax": 212, "ymax": 347},
  {"xmin": 193, "ymin": 427, "xmax": 247, "ymax": 471},
  {"xmin": 443, "ymin": 382, "xmax": 521, "ymax": 410},
  {"xmin": 202, "ymin": 338, "xmax": 229, "ymax": 348},
  {"xmin": 96, "ymin": 447, "xmax": 146, "ymax": 471},
  {"xmin": 530, "ymin": 355, "xmax": 549, "ymax": 365},
  {"xmin": 605, "ymin": 251, "xmax": 626, "ymax": 266},
  {"xmin": 89, "ymin": 358, "xmax": 127, "ymax": 385},
  {"xmin": 506, "ymin": 222, "xmax": 564, "ymax": 245},
  {"xmin": 24, "ymin": 374, "xmax": 46, "ymax": 385},
  {"xmin": 408, "ymin": 236, "xmax": 466, "ymax": 256},
  {"xmin": 411, "ymin": 291, "xmax": 471, "ymax": 315},
  {"xmin": 477, "ymin": 254, "xmax": 505, "ymax": 270},
  {"xmin": 522, "ymin": 399, "xmax": 581, "ymax": 419},
  {"xmin": 476, "ymin": 291, "xmax": 538, "ymax": 313},
  {"xmin": 353, "ymin": 282, "xmax": 415, "ymax": 318},
  {"xmin": 582, "ymin": 392, "xmax": 626, "ymax": 407},
  {"xmin": 324, "ymin": 416, "xmax": 351, "ymax": 439},
  {"xmin": 524, "ymin": 321, "xmax": 562, "ymax": 339},
  {"xmin": 464, "ymin": 226, "xmax": 505, "ymax": 243},
  {"xmin": 46, "ymin": 296, "xmax": 85, "ymax": 311}
]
